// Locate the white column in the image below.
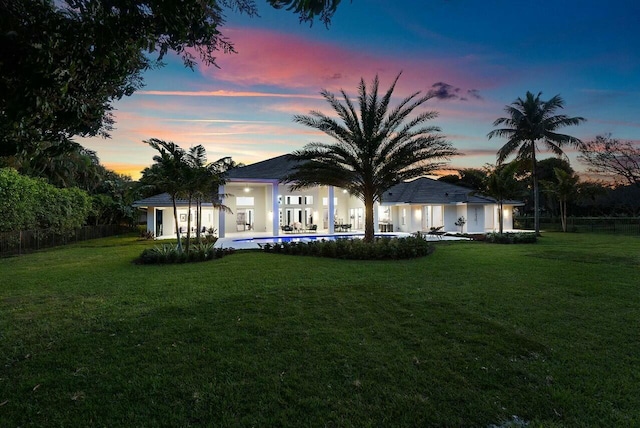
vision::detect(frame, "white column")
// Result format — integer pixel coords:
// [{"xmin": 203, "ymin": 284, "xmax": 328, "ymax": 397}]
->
[
  {"xmin": 218, "ymin": 184, "xmax": 226, "ymax": 238},
  {"xmin": 328, "ymin": 186, "xmax": 335, "ymax": 234},
  {"xmin": 272, "ymin": 181, "xmax": 280, "ymax": 236},
  {"xmin": 147, "ymin": 207, "xmax": 156, "ymax": 237},
  {"xmin": 373, "ymin": 202, "xmax": 379, "ymax": 233}
]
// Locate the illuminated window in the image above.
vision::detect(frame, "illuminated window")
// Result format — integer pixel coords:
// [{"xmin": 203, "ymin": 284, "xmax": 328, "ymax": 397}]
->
[
  {"xmin": 322, "ymin": 197, "xmax": 338, "ymax": 206},
  {"xmin": 236, "ymin": 197, "xmax": 254, "ymax": 206}
]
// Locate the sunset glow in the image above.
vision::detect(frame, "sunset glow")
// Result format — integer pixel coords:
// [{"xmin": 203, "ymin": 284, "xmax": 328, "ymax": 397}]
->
[{"xmin": 76, "ymin": 1, "xmax": 640, "ymax": 179}]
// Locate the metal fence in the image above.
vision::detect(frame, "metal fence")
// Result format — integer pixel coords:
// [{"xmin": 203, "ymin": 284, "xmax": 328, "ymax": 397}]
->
[
  {"xmin": 515, "ymin": 216, "xmax": 640, "ymax": 234},
  {"xmin": 0, "ymin": 225, "xmax": 135, "ymax": 257}
]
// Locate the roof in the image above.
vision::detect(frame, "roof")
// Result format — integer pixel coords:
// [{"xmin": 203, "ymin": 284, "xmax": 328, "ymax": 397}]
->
[
  {"xmin": 226, "ymin": 154, "xmax": 300, "ymax": 181},
  {"xmin": 382, "ymin": 177, "xmax": 499, "ymax": 205},
  {"xmin": 134, "ymin": 155, "xmax": 523, "ymax": 207},
  {"xmin": 132, "ymin": 193, "xmax": 217, "ymax": 208}
]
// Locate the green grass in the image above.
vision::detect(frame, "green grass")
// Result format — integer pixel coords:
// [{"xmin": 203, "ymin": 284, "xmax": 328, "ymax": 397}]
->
[{"xmin": 1, "ymin": 233, "xmax": 639, "ymax": 426}]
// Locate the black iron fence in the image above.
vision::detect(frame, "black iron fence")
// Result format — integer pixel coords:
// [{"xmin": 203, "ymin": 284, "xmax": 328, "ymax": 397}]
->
[
  {"xmin": 515, "ymin": 216, "xmax": 640, "ymax": 234},
  {"xmin": 0, "ymin": 225, "xmax": 135, "ymax": 257}
]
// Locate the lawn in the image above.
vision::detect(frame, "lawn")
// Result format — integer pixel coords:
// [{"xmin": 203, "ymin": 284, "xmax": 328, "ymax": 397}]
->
[{"xmin": 1, "ymin": 233, "xmax": 638, "ymax": 426}]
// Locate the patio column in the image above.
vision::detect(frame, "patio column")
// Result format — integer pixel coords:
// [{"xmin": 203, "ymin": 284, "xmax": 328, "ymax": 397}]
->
[
  {"xmin": 373, "ymin": 202, "xmax": 379, "ymax": 233},
  {"xmin": 272, "ymin": 181, "xmax": 279, "ymax": 236},
  {"xmin": 328, "ymin": 186, "xmax": 335, "ymax": 234},
  {"xmin": 147, "ymin": 207, "xmax": 156, "ymax": 237},
  {"xmin": 218, "ymin": 184, "xmax": 226, "ymax": 238}
]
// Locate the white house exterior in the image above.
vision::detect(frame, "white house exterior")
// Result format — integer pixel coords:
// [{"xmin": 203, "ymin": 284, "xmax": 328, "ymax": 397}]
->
[{"xmin": 134, "ymin": 154, "xmax": 522, "ymax": 238}]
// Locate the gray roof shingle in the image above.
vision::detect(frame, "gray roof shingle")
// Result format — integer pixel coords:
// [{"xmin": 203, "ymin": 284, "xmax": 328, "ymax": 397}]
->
[
  {"xmin": 134, "ymin": 155, "xmax": 523, "ymax": 207},
  {"xmin": 226, "ymin": 154, "xmax": 300, "ymax": 181},
  {"xmin": 132, "ymin": 193, "xmax": 217, "ymax": 207},
  {"xmin": 382, "ymin": 178, "xmax": 498, "ymax": 205}
]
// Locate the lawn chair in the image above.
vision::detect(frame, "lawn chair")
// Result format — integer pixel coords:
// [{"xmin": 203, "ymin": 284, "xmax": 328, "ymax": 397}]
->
[{"xmin": 428, "ymin": 226, "xmax": 445, "ymax": 240}]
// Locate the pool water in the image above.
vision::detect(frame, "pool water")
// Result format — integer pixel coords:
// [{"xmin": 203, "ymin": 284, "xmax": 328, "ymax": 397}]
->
[
  {"xmin": 232, "ymin": 233, "xmax": 407, "ymax": 244},
  {"xmin": 213, "ymin": 232, "xmax": 414, "ymax": 250}
]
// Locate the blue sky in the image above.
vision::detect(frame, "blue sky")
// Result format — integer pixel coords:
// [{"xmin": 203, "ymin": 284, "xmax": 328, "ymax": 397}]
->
[{"xmin": 78, "ymin": 0, "xmax": 640, "ymax": 179}]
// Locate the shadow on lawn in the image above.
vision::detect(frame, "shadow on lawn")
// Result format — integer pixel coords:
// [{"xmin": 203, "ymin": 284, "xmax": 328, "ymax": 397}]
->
[{"xmin": 2, "ymin": 289, "xmax": 556, "ymax": 427}]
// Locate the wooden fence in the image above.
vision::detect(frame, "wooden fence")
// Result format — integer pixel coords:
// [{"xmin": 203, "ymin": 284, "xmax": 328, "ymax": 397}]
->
[
  {"xmin": 514, "ymin": 216, "xmax": 640, "ymax": 234},
  {"xmin": 0, "ymin": 225, "xmax": 135, "ymax": 257}
]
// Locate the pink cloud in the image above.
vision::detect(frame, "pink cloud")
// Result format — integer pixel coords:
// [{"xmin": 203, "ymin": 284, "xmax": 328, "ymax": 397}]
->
[
  {"xmin": 200, "ymin": 27, "xmax": 497, "ymax": 98},
  {"xmin": 137, "ymin": 89, "xmax": 323, "ymax": 99}
]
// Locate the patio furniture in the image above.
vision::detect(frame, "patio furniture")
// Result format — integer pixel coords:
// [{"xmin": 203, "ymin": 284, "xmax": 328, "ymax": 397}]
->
[
  {"xmin": 379, "ymin": 222, "xmax": 393, "ymax": 232},
  {"xmin": 306, "ymin": 224, "xmax": 318, "ymax": 232},
  {"xmin": 428, "ymin": 226, "xmax": 445, "ymax": 240},
  {"xmin": 281, "ymin": 225, "xmax": 293, "ymax": 233}
]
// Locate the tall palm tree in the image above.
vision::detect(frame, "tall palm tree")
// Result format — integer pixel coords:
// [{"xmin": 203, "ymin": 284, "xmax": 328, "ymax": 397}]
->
[
  {"xmin": 285, "ymin": 73, "xmax": 458, "ymax": 242},
  {"xmin": 487, "ymin": 91, "xmax": 585, "ymax": 235}
]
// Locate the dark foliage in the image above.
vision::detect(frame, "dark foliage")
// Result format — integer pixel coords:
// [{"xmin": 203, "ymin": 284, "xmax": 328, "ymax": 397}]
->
[
  {"xmin": 260, "ymin": 235, "xmax": 434, "ymax": 260},
  {"xmin": 135, "ymin": 240, "xmax": 234, "ymax": 264},
  {"xmin": 485, "ymin": 232, "xmax": 537, "ymax": 244}
]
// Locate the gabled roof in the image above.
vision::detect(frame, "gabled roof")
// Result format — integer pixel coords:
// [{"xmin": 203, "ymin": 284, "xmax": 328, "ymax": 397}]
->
[
  {"xmin": 132, "ymin": 193, "xmax": 217, "ymax": 208},
  {"xmin": 227, "ymin": 154, "xmax": 300, "ymax": 181},
  {"xmin": 382, "ymin": 177, "xmax": 498, "ymax": 205}
]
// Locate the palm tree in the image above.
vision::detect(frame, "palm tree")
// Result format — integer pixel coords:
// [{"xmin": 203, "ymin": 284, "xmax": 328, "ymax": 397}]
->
[
  {"xmin": 140, "ymin": 138, "xmax": 188, "ymax": 251},
  {"xmin": 183, "ymin": 146, "xmax": 232, "ymax": 245},
  {"xmin": 487, "ymin": 91, "xmax": 585, "ymax": 235},
  {"xmin": 285, "ymin": 73, "xmax": 458, "ymax": 242},
  {"xmin": 543, "ymin": 167, "xmax": 579, "ymax": 232},
  {"xmin": 481, "ymin": 162, "xmax": 524, "ymax": 234}
]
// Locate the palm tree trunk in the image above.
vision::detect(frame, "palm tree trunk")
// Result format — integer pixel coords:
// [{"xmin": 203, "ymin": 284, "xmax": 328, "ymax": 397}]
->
[
  {"xmin": 560, "ymin": 198, "xmax": 567, "ymax": 232},
  {"xmin": 172, "ymin": 194, "xmax": 182, "ymax": 252},
  {"xmin": 195, "ymin": 198, "xmax": 201, "ymax": 240},
  {"xmin": 364, "ymin": 196, "xmax": 375, "ymax": 243},
  {"xmin": 531, "ymin": 144, "xmax": 540, "ymax": 236},
  {"xmin": 186, "ymin": 195, "xmax": 192, "ymax": 254}
]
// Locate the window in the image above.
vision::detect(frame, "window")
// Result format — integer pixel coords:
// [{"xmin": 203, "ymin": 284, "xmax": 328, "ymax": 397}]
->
[
  {"xmin": 322, "ymin": 197, "xmax": 338, "ymax": 206},
  {"xmin": 236, "ymin": 196, "xmax": 254, "ymax": 206},
  {"xmin": 285, "ymin": 195, "xmax": 302, "ymax": 205}
]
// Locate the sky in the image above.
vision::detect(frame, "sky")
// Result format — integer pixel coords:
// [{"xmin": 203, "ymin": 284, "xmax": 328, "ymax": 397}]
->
[{"xmin": 78, "ymin": 0, "xmax": 640, "ymax": 180}]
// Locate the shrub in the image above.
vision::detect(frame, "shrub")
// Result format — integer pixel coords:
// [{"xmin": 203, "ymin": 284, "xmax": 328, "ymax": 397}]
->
[
  {"xmin": 0, "ymin": 168, "xmax": 91, "ymax": 233},
  {"xmin": 137, "ymin": 225, "xmax": 154, "ymax": 240},
  {"xmin": 260, "ymin": 235, "xmax": 434, "ymax": 260},
  {"xmin": 135, "ymin": 241, "xmax": 234, "ymax": 264},
  {"xmin": 486, "ymin": 232, "xmax": 537, "ymax": 244}
]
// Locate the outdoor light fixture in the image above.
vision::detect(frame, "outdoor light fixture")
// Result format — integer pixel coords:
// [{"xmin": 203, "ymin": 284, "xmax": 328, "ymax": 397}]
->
[{"xmin": 244, "ymin": 187, "xmax": 251, "ymax": 193}]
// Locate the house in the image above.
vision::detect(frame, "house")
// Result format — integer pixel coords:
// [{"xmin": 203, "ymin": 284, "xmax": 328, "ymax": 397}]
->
[{"xmin": 134, "ymin": 154, "xmax": 522, "ymax": 238}]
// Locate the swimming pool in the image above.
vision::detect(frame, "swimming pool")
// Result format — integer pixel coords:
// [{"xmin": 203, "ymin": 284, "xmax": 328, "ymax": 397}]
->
[
  {"xmin": 215, "ymin": 232, "xmax": 422, "ymax": 250},
  {"xmin": 234, "ymin": 233, "xmax": 408, "ymax": 244}
]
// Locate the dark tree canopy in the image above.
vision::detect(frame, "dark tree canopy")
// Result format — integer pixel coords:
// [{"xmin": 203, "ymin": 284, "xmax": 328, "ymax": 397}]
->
[
  {"xmin": 438, "ymin": 168, "xmax": 486, "ymax": 191},
  {"xmin": 268, "ymin": 0, "xmax": 343, "ymax": 26},
  {"xmin": 0, "ymin": 0, "xmax": 343, "ymax": 157}
]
